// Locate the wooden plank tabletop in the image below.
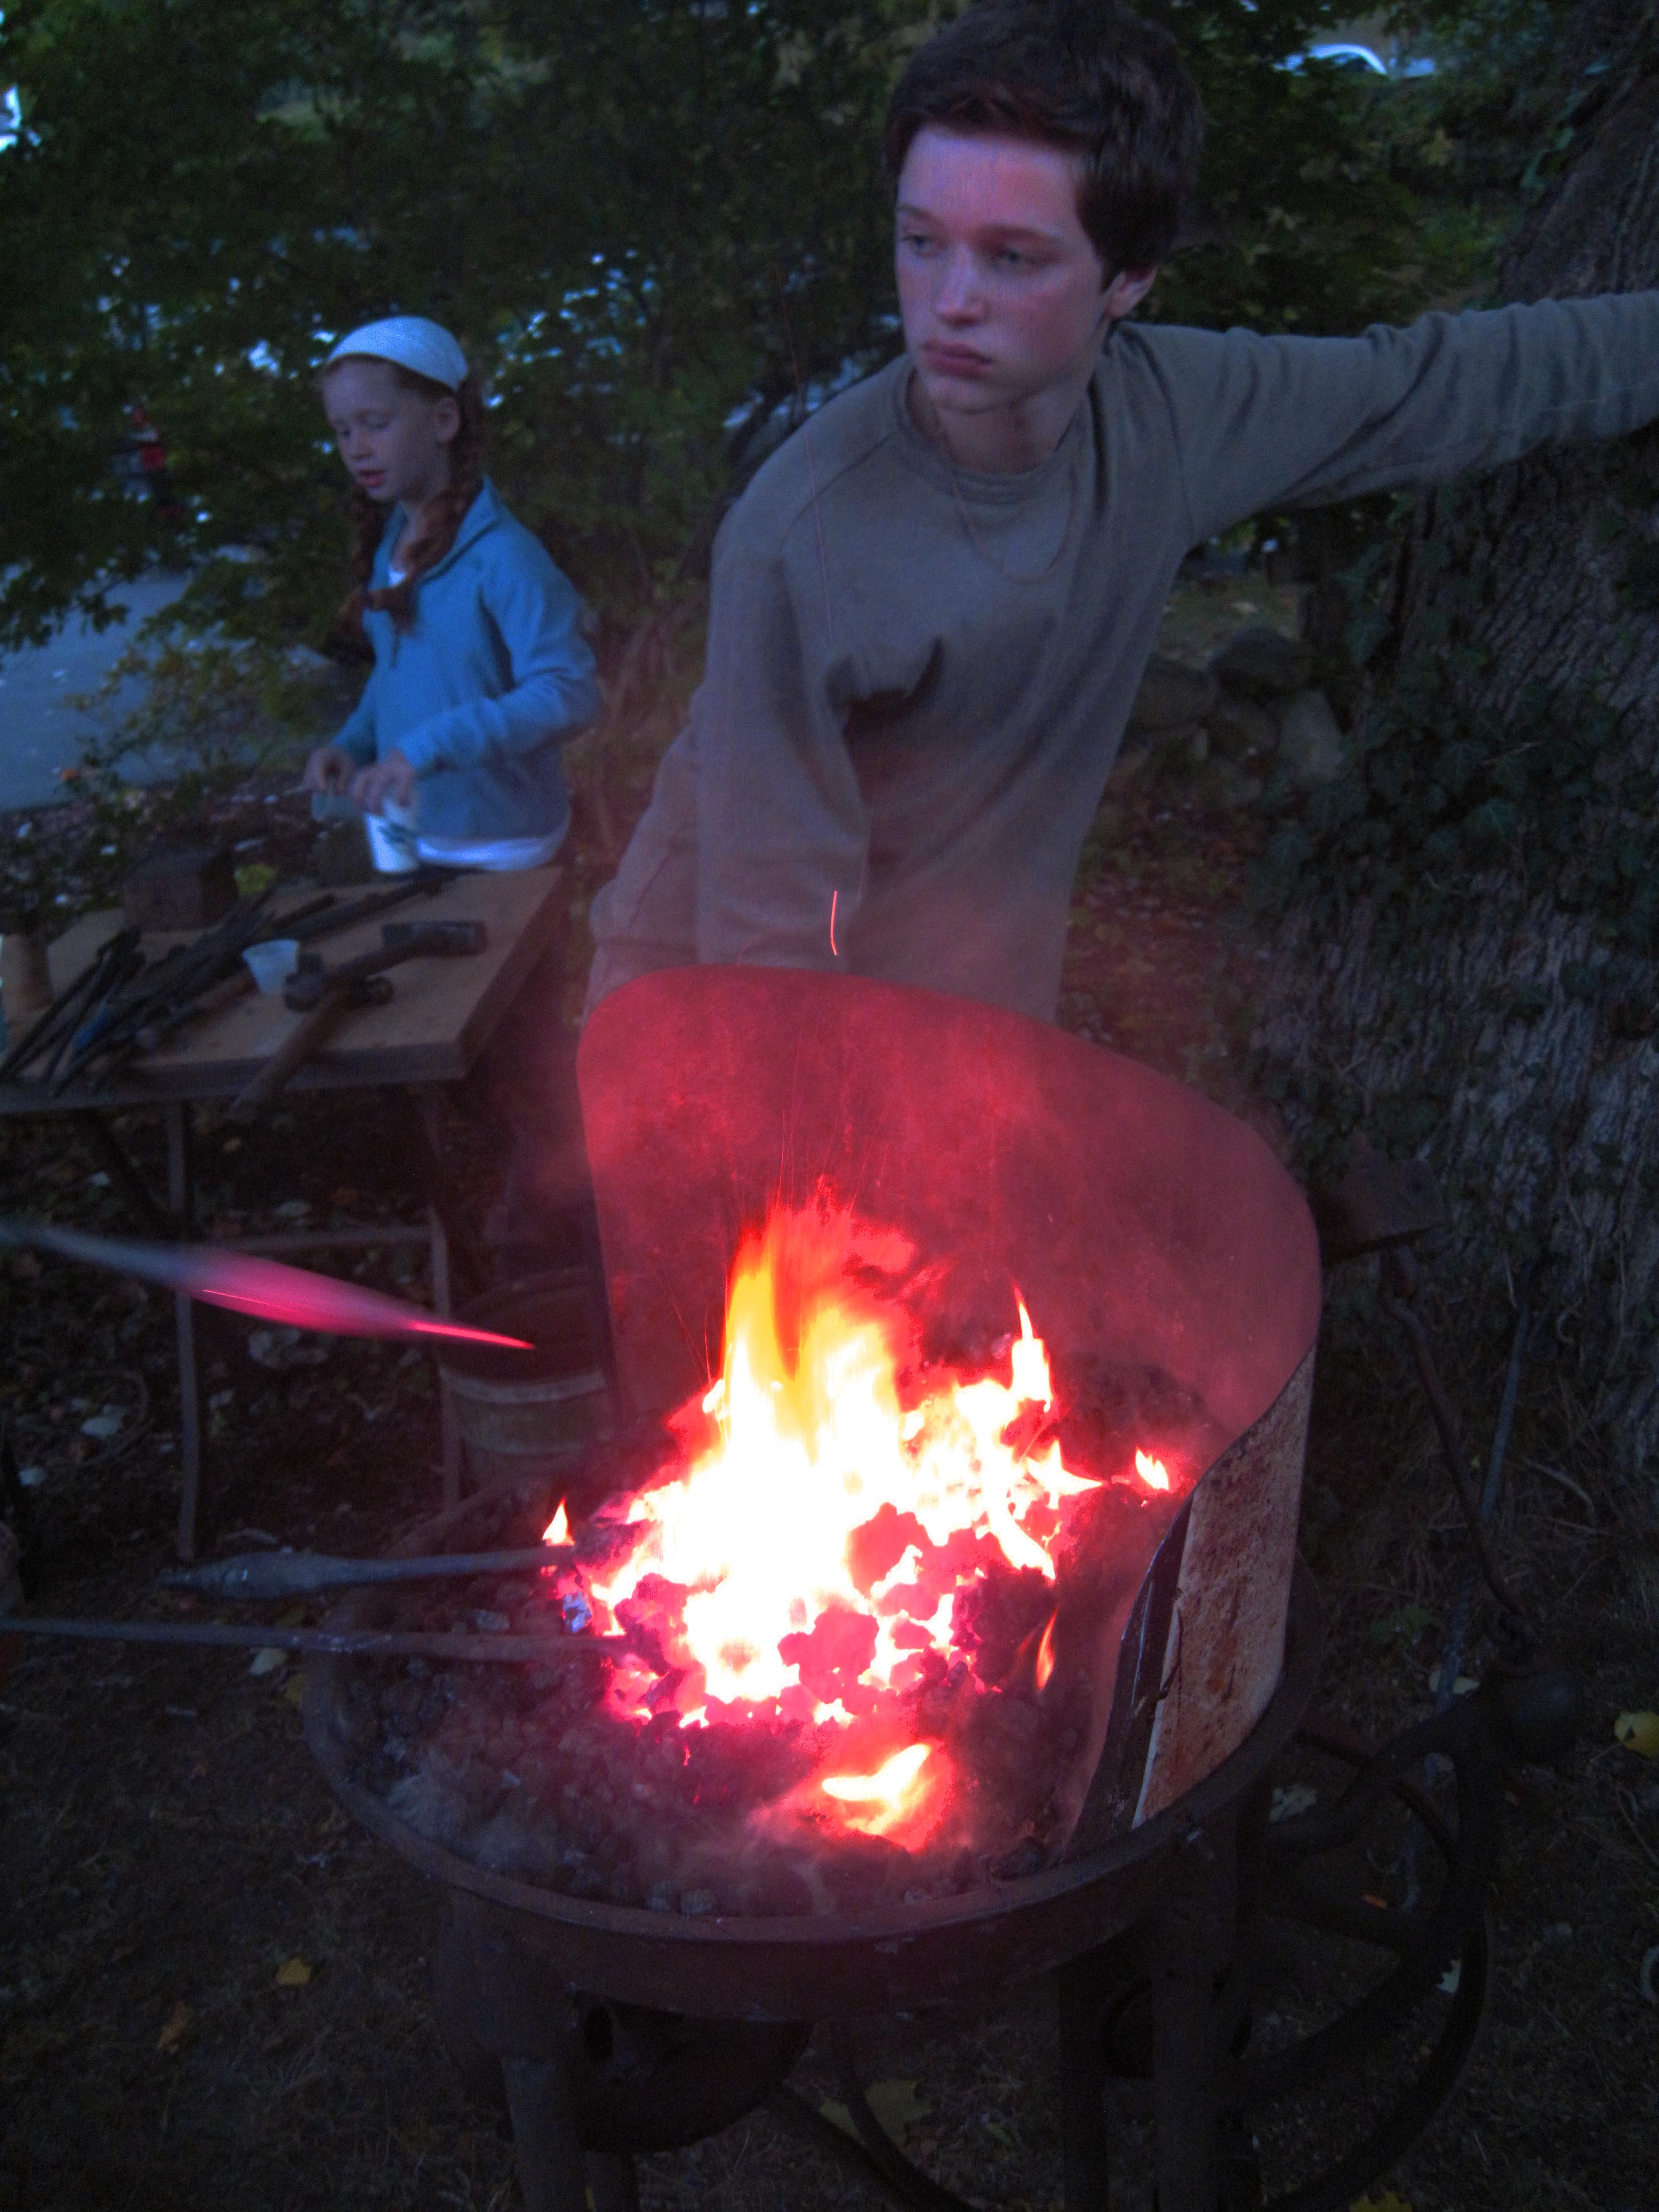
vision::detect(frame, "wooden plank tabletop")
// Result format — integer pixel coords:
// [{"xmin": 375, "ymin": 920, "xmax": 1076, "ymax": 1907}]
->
[{"xmin": 0, "ymin": 869, "xmax": 568, "ymax": 1113}]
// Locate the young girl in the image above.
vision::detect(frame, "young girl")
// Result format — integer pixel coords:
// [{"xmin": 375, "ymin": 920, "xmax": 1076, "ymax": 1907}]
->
[
  {"xmin": 305, "ymin": 317, "xmax": 600, "ymax": 1264},
  {"xmin": 303, "ymin": 315, "xmax": 600, "ymax": 870}
]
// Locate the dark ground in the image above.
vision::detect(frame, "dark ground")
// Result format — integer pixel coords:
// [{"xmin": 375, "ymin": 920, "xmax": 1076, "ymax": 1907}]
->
[{"xmin": 3, "ymin": 662, "xmax": 1657, "ymax": 2210}]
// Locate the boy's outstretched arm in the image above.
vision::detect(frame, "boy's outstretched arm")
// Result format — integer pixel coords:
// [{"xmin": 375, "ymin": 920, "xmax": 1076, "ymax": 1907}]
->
[{"xmin": 1145, "ymin": 291, "xmax": 1659, "ymax": 546}]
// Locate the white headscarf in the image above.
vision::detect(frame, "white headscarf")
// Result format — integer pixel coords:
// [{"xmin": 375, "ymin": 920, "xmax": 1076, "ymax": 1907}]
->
[{"xmin": 323, "ymin": 316, "xmax": 469, "ymax": 391}]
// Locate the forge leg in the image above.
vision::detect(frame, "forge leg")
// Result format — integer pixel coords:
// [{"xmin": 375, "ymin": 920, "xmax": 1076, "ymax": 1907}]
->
[
  {"xmin": 1057, "ymin": 1948, "xmax": 1112, "ymax": 2211},
  {"xmin": 502, "ymin": 2056, "xmax": 591, "ymax": 2212},
  {"xmin": 165, "ymin": 1101, "xmax": 207, "ymax": 1560},
  {"xmin": 1145, "ymin": 1816, "xmax": 1239, "ymax": 2212}
]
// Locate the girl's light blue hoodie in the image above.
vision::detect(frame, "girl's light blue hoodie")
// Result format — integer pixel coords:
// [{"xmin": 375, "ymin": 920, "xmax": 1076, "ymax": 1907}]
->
[{"xmin": 334, "ymin": 479, "xmax": 600, "ymax": 846}]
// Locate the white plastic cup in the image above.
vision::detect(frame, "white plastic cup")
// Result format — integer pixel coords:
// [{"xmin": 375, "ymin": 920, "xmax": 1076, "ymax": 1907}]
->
[
  {"xmin": 364, "ymin": 796, "xmax": 421, "ymax": 874},
  {"xmin": 242, "ymin": 939, "xmax": 300, "ymax": 995}
]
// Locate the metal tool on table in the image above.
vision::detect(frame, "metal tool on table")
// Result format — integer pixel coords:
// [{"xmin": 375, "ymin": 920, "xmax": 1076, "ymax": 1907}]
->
[
  {"xmin": 0, "ymin": 869, "xmax": 465, "ymax": 1092},
  {"xmin": 226, "ymin": 916, "xmax": 487, "ymax": 1123},
  {"xmin": 0, "ymin": 924, "xmax": 144, "ymax": 1086}
]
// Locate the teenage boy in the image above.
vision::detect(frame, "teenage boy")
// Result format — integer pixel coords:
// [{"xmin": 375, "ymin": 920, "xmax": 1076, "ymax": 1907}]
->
[{"xmin": 588, "ymin": 0, "xmax": 1659, "ymax": 1024}]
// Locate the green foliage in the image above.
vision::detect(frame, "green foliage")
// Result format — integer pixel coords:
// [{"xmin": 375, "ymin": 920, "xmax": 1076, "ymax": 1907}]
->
[
  {"xmin": 0, "ymin": 0, "xmax": 929, "ymax": 654},
  {"xmin": 2, "ymin": 0, "xmax": 1533, "ymax": 673}
]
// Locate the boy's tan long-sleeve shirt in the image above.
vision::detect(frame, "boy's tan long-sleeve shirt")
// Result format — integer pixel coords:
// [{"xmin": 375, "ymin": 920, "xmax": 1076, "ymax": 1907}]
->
[{"xmin": 589, "ymin": 295, "xmax": 1659, "ymax": 1023}]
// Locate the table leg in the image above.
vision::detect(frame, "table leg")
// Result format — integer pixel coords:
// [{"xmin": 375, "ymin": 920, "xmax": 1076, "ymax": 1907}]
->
[
  {"xmin": 406, "ymin": 1086, "xmax": 487, "ymax": 1297},
  {"xmin": 165, "ymin": 1101, "xmax": 206, "ymax": 1561},
  {"xmin": 430, "ymin": 1202, "xmax": 464, "ymax": 1507},
  {"xmin": 70, "ymin": 1110, "xmax": 173, "ymax": 1239}
]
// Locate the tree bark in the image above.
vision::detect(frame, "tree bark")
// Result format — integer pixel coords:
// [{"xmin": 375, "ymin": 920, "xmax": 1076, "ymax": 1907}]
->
[{"xmin": 1256, "ymin": 2, "xmax": 1659, "ymax": 1466}]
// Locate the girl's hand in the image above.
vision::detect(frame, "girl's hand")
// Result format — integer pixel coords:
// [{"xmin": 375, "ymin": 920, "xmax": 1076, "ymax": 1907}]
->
[
  {"xmin": 350, "ymin": 749, "xmax": 417, "ymax": 816},
  {"xmin": 302, "ymin": 744, "xmax": 357, "ymax": 794}
]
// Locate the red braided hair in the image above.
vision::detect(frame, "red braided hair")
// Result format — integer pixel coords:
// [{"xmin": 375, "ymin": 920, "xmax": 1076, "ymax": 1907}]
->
[{"xmin": 328, "ymin": 362, "xmax": 488, "ymax": 638}]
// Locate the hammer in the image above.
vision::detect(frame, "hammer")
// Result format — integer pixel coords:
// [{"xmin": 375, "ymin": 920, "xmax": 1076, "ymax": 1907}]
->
[{"xmin": 227, "ymin": 918, "xmax": 487, "ymax": 1122}]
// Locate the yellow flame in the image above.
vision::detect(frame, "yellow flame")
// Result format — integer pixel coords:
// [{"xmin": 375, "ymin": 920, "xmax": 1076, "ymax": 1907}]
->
[
  {"xmin": 543, "ymin": 1500, "xmax": 571, "ymax": 1545},
  {"xmin": 1035, "ymin": 1610, "xmax": 1058, "ymax": 1690},
  {"xmin": 585, "ymin": 1205, "xmax": 1104, "ymax": 1729},
  {"xmin": 1135, "ymin": 1451, "xmax": 1171, "ymax": 1492},
  {"xmin": 820, "ymin": 1742, "xmax": 935, "ymax": 1834}
]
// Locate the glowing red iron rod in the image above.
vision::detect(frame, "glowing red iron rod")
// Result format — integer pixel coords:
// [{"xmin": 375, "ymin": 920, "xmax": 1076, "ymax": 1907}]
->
[{"xmin": 0, "ymin": 1217, "xmax": 531, "ymax": 1349}]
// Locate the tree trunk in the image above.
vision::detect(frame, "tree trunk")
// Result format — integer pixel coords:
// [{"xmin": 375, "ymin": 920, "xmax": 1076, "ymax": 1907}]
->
[{"xmin": 1256, "ymin": 2, "xmax": 1659, "ymax": 1466}]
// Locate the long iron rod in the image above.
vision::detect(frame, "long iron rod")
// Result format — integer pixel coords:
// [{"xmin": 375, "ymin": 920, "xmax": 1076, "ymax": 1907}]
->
[
  {"xmin": 2, "ymin": 1615, "xmax": 623, "ymax": 1664},
  {"xmin": 160, "ymin": 1545, "xmax": 578, "ymax": 1602},
  {"xmin": 0, "ymin": 1216, "xmax": 531, "ymax": 1349}
]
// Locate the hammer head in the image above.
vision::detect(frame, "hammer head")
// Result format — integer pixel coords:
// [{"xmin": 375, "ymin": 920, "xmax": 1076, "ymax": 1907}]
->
[
  {"xmin": 283, "ymin": 971, "xmax": 396, "ymax": 1012},
  {"xmin": 381, "ymin": 919, "xmax": 488, "ymax": 954}
]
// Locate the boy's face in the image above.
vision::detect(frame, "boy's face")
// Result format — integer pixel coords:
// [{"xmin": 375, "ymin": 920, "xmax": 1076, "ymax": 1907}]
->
[
  {"xmin": 323, "ymin": 356, "xmax": 458, "ymax": 507},
  {"xmin": 896, "ymin": 127, "xmax": 1151, "ymax": 437}
]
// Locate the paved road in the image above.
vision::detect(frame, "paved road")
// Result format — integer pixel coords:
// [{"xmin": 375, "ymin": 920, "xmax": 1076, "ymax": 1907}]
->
[{"xmin": 0, "ymin": 571, "xmax": 190, "ymax": 810}]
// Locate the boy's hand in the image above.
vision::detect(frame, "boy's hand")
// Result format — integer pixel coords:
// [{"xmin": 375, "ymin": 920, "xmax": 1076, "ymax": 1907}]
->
[
  {"xmin": 302, "ymin": 744, "xmax": 356, "ymax": 794},
  {"xmin": 350, "ymin": 750, "xmax": 417, "ymax": 816}
]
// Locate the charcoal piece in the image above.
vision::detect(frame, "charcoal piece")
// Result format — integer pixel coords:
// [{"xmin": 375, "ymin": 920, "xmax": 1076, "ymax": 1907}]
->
[
  {"xmin": 385, "ymin": 1767, "xmax": 475, "ymax": 1850},
  {"xmin": 951, "ymin": 1561, "xmax": 1053, "ymax": 1687},
  {"xmin": 818, "ymin": 1832, "xmax": 913, "ymax": 1912},
  {"xmin": 474, "ymin": 1811, "xmax": 568, "ymax": 1883},
  {"xmin": 682, "ymin": 1720, "xmax": 813, "ymax": 1813},
  {"xmin": 776, "ymin": 1602, "xmax": 877, "ymax": 1704},
  {"xmin": 846, "ymin": 1502, "xmax": 928, "ymax": 1595},
  {"xmin": 990, "ymin": 1837, "xmax": 1048, "ymax": 1882}
]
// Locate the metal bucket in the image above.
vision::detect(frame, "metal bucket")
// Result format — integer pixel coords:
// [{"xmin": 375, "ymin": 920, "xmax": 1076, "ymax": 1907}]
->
[{"xmin": 437, "ymin": 1272, "xmax": 613, "ymax": 1495}]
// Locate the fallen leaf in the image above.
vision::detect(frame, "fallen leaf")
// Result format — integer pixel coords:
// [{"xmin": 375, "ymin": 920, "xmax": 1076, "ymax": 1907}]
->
[
  {"xmin": 156, "ymin": 1999, "xmax": 194, "ymax": 2052},
  {"xmin": 1438, "ymin": 1959, "xmax": 1462, "ymax": 1995},
  {"xmin": 1269, "ymin": 1783, "xmax": 1317, "ymax": 1823},
  {"xmin": 865, "ymin": 2080, "xmax": 929, "ymax": 2141},
  {"xmin": 80, "ymin": 1413, "xmax": 123, "ymax": 1441},
  {"xmin": 1614, "ymin": 1710, "xmax": 1659, "ymax": 1758},
  {"xmin": 283, "ymin": 1673, "xmax": 306, "ymax": 1709},
  {"xmin": 17, "ymin": 1465, "xmax": 46, "ymax": 1489},
  {"xmin": 814, "ymin": 2085, "xmax": 930, "ymax": 2147},
  {"xmin": 248, "ymin": 1647, "xmax": 287, "ymax": 1677},
  {"xmin": 1368, "ymin": 1603, "xmax": 1434, "ymax": 1647},
  {"xmin": 1427, "ymin": 1667, "xmax": 1478, "ymax": 1697},
  {"xmin": 274, "ymin": 1958, "xmax": 312, "ymax": 1989}
]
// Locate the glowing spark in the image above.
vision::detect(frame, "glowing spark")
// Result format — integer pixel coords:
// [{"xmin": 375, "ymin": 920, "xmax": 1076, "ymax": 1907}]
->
[
  {"xmin": 829, "ymin": 888, "xmax": 839, "ymax": 957},
  {"xmin": 1035, "ymin": 1610, "xmax": 1057, "ymax": 1690},
  {"xmin": 1136, "ymin": 1450, "xmax": 1171, "ymax": 1492}
]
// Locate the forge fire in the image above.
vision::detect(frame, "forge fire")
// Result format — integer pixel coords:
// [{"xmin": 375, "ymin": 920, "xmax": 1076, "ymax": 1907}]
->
[{"xmin": 355, "ymin": 1195, "xmax": 1215, "ymax": 1914}]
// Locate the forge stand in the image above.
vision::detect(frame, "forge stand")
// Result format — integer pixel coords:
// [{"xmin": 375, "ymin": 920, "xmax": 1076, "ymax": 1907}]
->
[{"xmin": 407, "ymin": 1566, "xmax": 1508, "ymax": 2212}]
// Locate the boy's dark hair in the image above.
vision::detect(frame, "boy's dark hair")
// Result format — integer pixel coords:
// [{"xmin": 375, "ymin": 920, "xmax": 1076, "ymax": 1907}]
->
[
  {"xmin": 324, "ymin": 358, "xmax": 487, "ymax": 637},
  {"xmin": 885, "ymin": 1, "xmax": 1203, "ymax": 274}
]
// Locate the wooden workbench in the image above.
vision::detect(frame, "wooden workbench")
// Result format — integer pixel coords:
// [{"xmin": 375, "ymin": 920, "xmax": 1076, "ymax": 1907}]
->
[
  {"xmin": 8, "ymin": 869, "xmax": 566, "ymax": 1108},
  {"xmin": 1, "ymin": 868, "xmax": 570, "ymax": 1555}
]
